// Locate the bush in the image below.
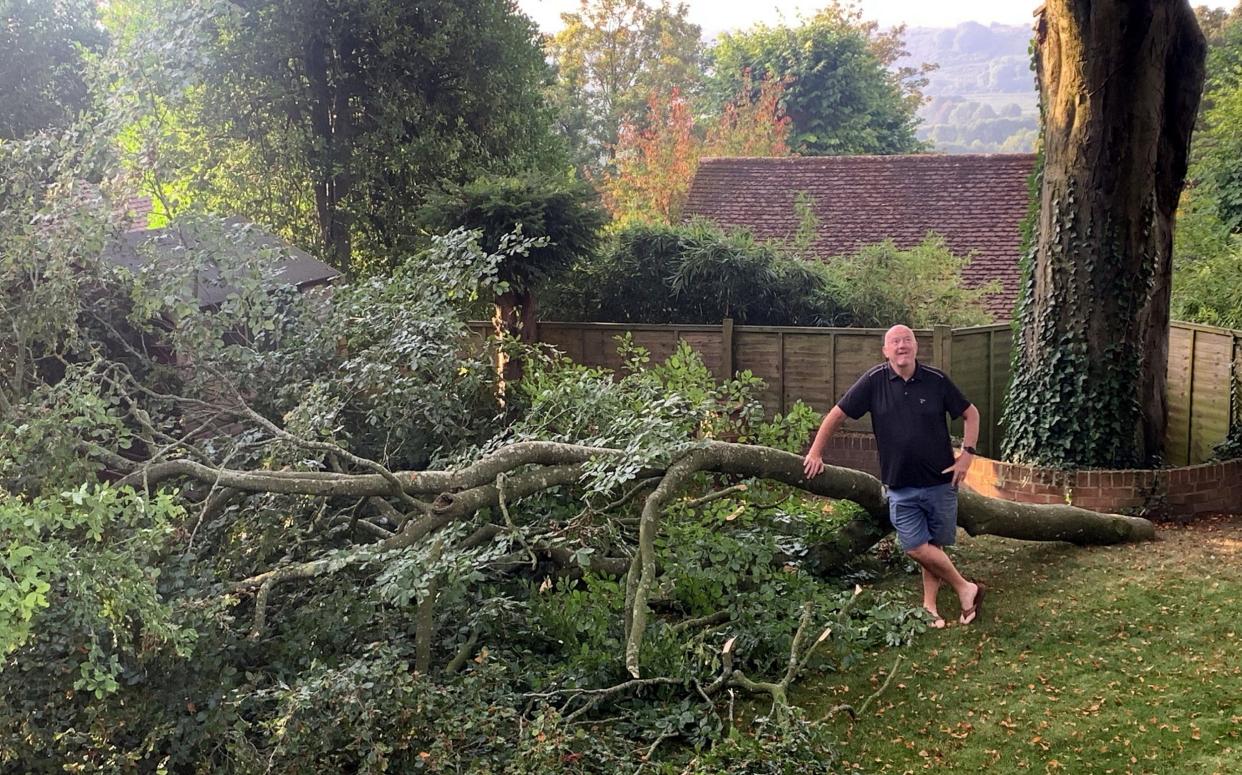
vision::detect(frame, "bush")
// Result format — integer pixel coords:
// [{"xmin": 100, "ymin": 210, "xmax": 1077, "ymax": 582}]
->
[{"xmin": 541, "ymin": 221, "xmax": 995, "ymax": 327}]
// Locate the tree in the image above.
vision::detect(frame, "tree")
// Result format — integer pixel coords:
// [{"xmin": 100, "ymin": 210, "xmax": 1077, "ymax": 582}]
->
[
  {"xmin": 546, "ymin": 0, "xmax": 704, "ymax": 175},
  {"xmin": 707, "ymin": 3, "xmax": 929, "ymax": 156},
  {"xmin": 1001, "ymin": 0, "xmax": 1206, "ymax": 468},
  {"xmin": 105, "ymin": 0, "xmax": 564, "ymax": 272},
  {"xmin": 601, "ymin": 73, "xmax": 792, "ymax": 225},
  {"xmin": 0, "ymin": 0, "xmax": 107, "ymax": 140},
  {"xmin": 418, "ymin": 174, "xmax": 607, "ymax": 381}
]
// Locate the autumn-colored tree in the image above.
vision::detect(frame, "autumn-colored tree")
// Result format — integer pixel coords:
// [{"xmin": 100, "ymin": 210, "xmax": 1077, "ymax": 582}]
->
[
  {"xmin": 704, "ymin": 69, "xmax": 792, "ymax": 157},
  {"xmin": 547, "ymin": 0, "xmax": 704, "ymax": 175},
  {"xmin": 602, "ymin": 73, "xmax": 791, "ymax": 225}
]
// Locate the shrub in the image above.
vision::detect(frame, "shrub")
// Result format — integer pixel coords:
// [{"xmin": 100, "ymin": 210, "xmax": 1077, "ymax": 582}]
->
[{"xmin": 541, "ymin": 221, "xmax": 995, "ymax": 327}]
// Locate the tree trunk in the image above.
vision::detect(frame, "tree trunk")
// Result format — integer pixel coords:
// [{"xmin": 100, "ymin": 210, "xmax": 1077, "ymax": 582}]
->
[
  {"xmin": 1002, "ymin": 0, "xmax": 1206, "ymax": 468},
  {"xmin": 305, "ymin": 32, "xmax": 355, "ymax": 270},
  {"xmin": 492, "ymin": 289, "xmax": 539, "ymax": 388}
]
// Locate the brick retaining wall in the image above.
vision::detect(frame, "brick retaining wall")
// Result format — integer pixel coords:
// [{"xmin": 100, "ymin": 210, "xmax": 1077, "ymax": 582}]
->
[{"xmin": 820, "ymin": 432, "xmax": 1242, "ymax": 518}]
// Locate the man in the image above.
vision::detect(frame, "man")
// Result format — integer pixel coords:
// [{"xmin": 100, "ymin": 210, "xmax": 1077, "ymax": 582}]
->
[{"xmin": 802, "ymin": 325, "xmax": 985, "ymax": 627}]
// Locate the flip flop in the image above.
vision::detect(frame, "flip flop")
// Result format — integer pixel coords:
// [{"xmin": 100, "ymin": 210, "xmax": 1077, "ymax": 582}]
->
[
  {"xmin": 923, "ymin": 608, "xmax": 947, "ymax": 629},
  {"xmin": 959, "ymin": 583, "xmax": 987, "ymax": 625}
]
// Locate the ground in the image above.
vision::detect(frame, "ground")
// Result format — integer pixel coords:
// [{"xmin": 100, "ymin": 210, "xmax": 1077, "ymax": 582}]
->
[{"xmin": 799, "ymin": 515, "xmax": 1242, "ymax": 775}]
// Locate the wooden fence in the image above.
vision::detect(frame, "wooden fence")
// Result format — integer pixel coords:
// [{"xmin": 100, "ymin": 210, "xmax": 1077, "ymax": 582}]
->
[
  {"xmin": 529, "ymin": 320, "xmax": 1011, "ymax": 457},
  {"xmin": 1166, "ymin": 322, "xmax": 1242, "ymax": 466},
  {"xmin": 499, "ymin": 319, "xmax": 1239, "ymax": 465}
]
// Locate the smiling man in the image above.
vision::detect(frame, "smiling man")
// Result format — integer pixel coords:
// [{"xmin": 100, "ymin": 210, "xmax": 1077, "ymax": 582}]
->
[{"xmin": 803, "ymin": 325, "xmax": 985, "ymax": 627}]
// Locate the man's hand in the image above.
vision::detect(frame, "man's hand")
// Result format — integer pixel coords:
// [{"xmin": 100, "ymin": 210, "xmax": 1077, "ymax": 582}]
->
[
  {"xmin": 803, "ymin": 454, "xmax": 825, "ymax": 480},
  {"xmin": 942, "ymin": 451, "xmax": 974, "ymax": 487}
]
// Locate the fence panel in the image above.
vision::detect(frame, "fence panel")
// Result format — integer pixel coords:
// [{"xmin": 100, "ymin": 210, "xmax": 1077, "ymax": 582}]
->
[
  {"xmin": 1187, "ymin": 327, "xmax": 1234, "ymax": 464},
  {"xmin": 1164, "ymin": 322, "xmax": 1241, "ymax": 465}
]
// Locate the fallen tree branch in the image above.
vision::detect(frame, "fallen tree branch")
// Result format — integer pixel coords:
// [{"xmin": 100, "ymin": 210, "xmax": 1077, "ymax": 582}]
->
[
  {"xmin": 823, "ymin": 654, "xmax": 905, "ymax": 722},
  {"xmin": 143, "ymin": 439, "xmax": 1152, "ymax": 672}
]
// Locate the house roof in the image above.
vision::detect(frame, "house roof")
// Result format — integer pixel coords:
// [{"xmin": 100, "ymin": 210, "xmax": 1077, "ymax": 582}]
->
[
  {"xmin": 102, "ymin": 216, "xmax": 341, "ymax": 307},
  {"xmin": 683, "ymin": 154, "xmax": 1037, "ymax": 319}
]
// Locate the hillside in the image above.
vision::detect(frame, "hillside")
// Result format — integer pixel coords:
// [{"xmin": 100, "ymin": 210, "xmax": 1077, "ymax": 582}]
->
[{"xmin": 900, "ymin": 22, "xmax": 1039, "ymax": 153}]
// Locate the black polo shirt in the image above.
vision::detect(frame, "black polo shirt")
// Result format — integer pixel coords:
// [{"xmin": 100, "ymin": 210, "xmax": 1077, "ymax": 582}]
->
[{"xmin": 836, "ymin": 361, "xmax": 972, "ymax": 488}]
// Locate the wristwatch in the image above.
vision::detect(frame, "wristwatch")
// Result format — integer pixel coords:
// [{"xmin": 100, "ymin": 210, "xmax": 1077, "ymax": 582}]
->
[{"xmin": 962, "ymin": 446, "xmax": 978, "ymax": 455}]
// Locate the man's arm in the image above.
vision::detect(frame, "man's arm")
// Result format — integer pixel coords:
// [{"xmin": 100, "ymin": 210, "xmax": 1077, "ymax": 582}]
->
[
  {"xmin": 943, "ymin": 403, "xmax": 981, "ymax": 486},
  {"xmin": 803, "ymin": 405, "xmax": 848, "ymax": 479}
]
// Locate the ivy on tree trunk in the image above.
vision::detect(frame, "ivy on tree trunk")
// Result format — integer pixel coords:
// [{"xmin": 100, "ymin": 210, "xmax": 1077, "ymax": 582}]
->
[{"xmin": 1003, "ymin": 0, "xmax": 1206, "ymax": 468}]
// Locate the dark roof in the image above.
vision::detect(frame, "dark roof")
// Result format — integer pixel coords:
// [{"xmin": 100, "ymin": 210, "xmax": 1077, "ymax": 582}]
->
[
  {"xmin": 102, "ymin": 216, "xmax": 340, "ymax": 307},
  {"xmin": 683, "ymin": 154, "xmax": 1037, "ymax": 319}
]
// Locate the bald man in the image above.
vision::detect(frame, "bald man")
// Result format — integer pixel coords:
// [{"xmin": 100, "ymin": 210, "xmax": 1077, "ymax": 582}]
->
[{"xmin": 803, "ymin": 325, "xmax": 985, "ymax": 628}]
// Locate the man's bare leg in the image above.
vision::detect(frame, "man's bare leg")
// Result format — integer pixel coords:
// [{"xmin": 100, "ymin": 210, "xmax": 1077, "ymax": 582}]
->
[
  {"xmin": 920, "ymin": 564, "xmax": 946, "ymax": 627},
  {"xmin": 907, "ymin": 543, "xmax": 979, "ymax": 622}
]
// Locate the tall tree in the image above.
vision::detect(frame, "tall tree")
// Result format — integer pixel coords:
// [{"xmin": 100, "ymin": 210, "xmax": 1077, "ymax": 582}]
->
[
  {"xmin": 601, "ymin": 73, "xmax": 792, "ymax": 225},
  {"xmin": 707, "ymin": 3, "xmax": 929, "ymax": 156},
  {"xmin": 1001, "ymin": 0, "xmax": 1206, "ymax": 468},
  {"xmin": 106, "ymin": 0, "xmax": 563, "ymax": 272},
  {"xmin": 418, "ymin": 173, "xmax": 606, "ymax": 358},
  {"xmin": 0, "ymin": 0, "xmax": 107, "ymax": 140},
  {"xmin": 546, "ymin": 0, "xmax": 703, "ymax": 174}
]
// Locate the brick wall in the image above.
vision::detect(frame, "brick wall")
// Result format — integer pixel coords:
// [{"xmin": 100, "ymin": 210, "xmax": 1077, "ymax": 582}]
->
[
  {"xmin": 820, "ymin": 432, "xmax": 882, "ymax": 478},
  {"xmin": 963, "ymin": 454, "xmax": 1242, "ymax": 518},
  {"xmin": 822, "ymin": 432, "xmax": 1242, "ymax": 519}
]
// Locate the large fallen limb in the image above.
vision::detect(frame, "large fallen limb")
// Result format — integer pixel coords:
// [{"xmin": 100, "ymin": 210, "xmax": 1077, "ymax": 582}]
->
[{"xmin": 126, "ymin": 440, "xmax": 1156, "ymax": 666}]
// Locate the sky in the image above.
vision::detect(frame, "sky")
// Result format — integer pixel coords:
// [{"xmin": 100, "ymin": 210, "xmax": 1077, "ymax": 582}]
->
[{"xmin": 516, "ymin": 0, "xmax": 1230, "ymax": 37}]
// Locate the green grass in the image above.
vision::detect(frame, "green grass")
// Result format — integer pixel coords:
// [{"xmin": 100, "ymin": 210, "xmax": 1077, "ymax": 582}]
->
[{"xmin": 797, "ymin": 516, "xmax": 1242, "ymax": 775}]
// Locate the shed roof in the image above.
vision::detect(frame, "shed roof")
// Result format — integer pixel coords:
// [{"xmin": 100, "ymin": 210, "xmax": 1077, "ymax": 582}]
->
[{"xmin": 103, "ymin": 216, "xmax": 340, "ymax": 307}]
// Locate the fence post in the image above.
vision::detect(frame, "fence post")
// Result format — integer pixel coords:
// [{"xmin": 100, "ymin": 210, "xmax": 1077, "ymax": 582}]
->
[
  {"xmin": 777, "ymin": 331, "xmax": 786, "ymax": 415},
  {"xmin": 933, "ymin": 326, "xmax": 953, "ymax": 375},
  {"xmin": 722, "ymin": 318, "xmax": 734, "ymax": 379},
  {"xmin": 828, "ymin": 331, "xmax": 837, "ymax": 404},
  {"xmin": 1187, "ymin": 328, "xmax": 1198, "ymax": 463}
]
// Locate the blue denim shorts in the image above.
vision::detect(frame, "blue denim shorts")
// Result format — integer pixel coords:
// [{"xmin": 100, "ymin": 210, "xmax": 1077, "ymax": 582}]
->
[{"xmin": 885, "ymin": 483, "xmax": 958, "ymax": 551}]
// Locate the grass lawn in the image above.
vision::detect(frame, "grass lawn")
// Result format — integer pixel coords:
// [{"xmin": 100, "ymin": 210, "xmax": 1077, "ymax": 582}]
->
[{"xmin": 797, "ymin": 515, "xmax": 1242, "ymax": 775}]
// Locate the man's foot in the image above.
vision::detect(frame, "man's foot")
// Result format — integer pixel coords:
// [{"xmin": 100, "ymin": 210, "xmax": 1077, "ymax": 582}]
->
[
  {"xmin": 959, "ymin": 582, "xmax": 986, "ymax": 625},
  {"xmin": 923, "ymin": 607, "xmax": 947, "ymax": 629}
]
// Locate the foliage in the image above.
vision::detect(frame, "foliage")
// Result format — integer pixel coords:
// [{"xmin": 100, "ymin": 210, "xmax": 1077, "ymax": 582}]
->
[
  {"xmin": 818, "ymin": 236, "xmax": 999, "ymax": 327},
  {"xmin": 0, "ymin": 134, "xmax": 121, "ymax": 411},
  {"xmin": 103, "ymin": 0, "xmax": 565, "ymax": 271},
  {"xmin": 707, "ymin": 3, "xmax": 928, "ymax": 156},
  {"xmin": 251, "ymin": 231, "xmax": 520, "ymax": 468},
  {"xmin": 0, "ymin": 78, "xmax": 931, "ymax": 773},
  {"xmin": 1173, "ymin": 4, "xmax": 1242, "ymax": 329},
  {"xmin": 0, "ymin": 484, "xmax": 191, "ymax": 693},
  {"xmin": 541, "ymin": 220, "xmax": 831, "ymax": 324},
  {"xmin": 0, "ymin": 0, "xmax": 108, "ymax": 140},
  {"xmin": 542, "ymin": 221, "xmax": 995, "ymax": 327},
  {"xmin": 599, "ymin": 88, "xmax": 698, "ymax": 225},
  {"xmin": 600, "ymin": 73, "xmax": 792, "ymax": 226},
  {"xmin": 2, "ymin": 310, "xmax": 925, "ymax": 770},
  {"xmin": 546, "ymin": 0, "xmax": 705, "ymax": 175},
  {"xmin": 418, "ymin": 173, "xmax": 608, "ymax": 298}
]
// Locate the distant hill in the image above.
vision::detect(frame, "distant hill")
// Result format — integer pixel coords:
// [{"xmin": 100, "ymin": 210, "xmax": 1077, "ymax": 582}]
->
[{"xmin": 899, "ymin": 22, "xmax": 1039, "ymax": 154}]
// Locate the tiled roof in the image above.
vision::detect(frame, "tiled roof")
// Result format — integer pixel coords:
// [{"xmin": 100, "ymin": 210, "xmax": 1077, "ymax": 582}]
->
[
  {"xmin": 683, "ymin": 154, "xmax": 1037, "ymax": 320},
  {"xmin": 123, "ymin": 195, "xmax": 154, "ymax": 231}
]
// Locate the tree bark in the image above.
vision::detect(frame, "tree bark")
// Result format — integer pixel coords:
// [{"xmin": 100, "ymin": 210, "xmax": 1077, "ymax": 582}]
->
[
  {"xmin": 492, "ymin": 289, "xmax": 539, "ymax": 386},
  {"xmin": 1003, "ymin": 0, "xmax": 1206, "ymax": 468},
  {"xmin": 121, "ymin": 441, "xmax": 1155, "ymax": 546}
]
